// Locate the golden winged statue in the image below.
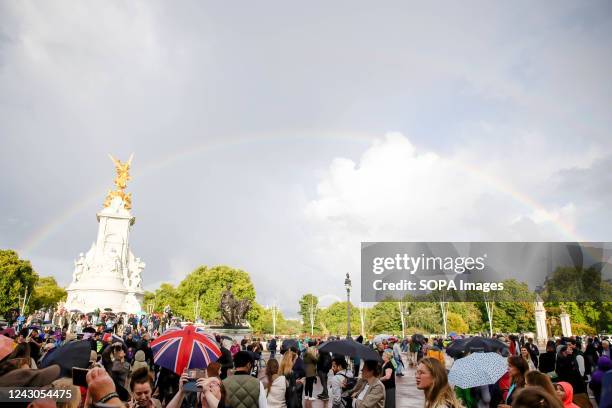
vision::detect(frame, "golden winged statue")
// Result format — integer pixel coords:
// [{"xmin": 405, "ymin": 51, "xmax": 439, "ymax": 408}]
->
[{"xmin": 103, "ymin": 154, "xmax": 134, "ymax": 210}]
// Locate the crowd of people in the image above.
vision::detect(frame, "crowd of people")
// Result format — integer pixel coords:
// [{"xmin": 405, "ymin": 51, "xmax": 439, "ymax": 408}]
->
[
  {"xmin": 0, "ymin": 309, "xmax": 610, "ymax": 408},
  {"xmin": 443, "ymin": 334, "xmax": 611, "ymax": 408}
]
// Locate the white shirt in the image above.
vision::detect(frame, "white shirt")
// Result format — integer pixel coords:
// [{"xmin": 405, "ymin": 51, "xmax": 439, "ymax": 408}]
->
[
  {"xmin": 259, "ymin": 382, "xmax": 268, "ymax": 408},
  {"xmin": 265, "ymin": 376, "xmax": 287, "ymax": 408},
  {"xmin": 356, "ymin": 384, "xmax": 369, "ymax": 401}
]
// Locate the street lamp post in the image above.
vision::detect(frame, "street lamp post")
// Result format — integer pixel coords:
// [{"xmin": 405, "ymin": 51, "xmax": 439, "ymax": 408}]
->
[{"xmin": 345, "ymin": 273, "xmax": 352, "ymax": 339}]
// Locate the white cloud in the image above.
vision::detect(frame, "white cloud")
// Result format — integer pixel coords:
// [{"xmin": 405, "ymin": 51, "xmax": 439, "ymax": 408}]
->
[{"xmin": 302, "ymin": 133, "xmax": 589, "ymax": 297}]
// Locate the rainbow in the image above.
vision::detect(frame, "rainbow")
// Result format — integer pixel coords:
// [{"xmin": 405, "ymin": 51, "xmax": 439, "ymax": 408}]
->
[{"xmin": 18, "ymin": 132, "xmax": 583, "ymax": 257}]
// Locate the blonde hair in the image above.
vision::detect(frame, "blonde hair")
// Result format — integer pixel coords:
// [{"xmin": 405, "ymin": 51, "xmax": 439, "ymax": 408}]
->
[
  {"xmin": 382, "ymin": 350, "xmax": 393, "ymax": 362},
  {"xmin": 279, "ymin": 350, "xmax": 296, "ymax": 376},
  {"xmin": 51, "ymin": 378, "xmax": 81, "ymax": 408},
  {"xmin": 419, "ymin": 358, "xmax": 463, "ymax": 408}
]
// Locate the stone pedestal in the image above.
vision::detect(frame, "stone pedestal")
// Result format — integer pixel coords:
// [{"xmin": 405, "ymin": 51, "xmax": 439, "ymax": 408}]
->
[
  {"xmin": 534, "ymin": 295, "xmax": 548, "ymax": 347},
  {"xmin": 560, "ymin": 312, "xmax": 572, "ymax": 337},
  {"xmin": 206, "ymin": 326, "xmax": 252, "ymax": 345},
  {"xmin": 64, "ymin": 197, "xmax": 145, "ymax": 314}
]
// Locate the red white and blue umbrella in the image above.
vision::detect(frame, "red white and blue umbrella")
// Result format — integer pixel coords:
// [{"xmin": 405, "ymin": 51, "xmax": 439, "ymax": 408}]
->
[{"xmin": 150, "ymin": 325, "xmax": 221, "ymax": 374}]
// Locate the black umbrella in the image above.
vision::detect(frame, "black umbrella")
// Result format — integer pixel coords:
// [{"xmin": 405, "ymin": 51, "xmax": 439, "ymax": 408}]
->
[
  {"xmin": 281, "ymin": 339, "xmax": 298, "ymax": 353},
  {"xmin": 40, "ymin": 340, "xmax": 91, "ymax": 377},
  {"xmin": 318, "ymin": 339, "xmax": 381, "ymax": 361},
  {"xmin": 82, "ymin": 327, "xmax": 96, "ymax": 334},
  {"xmin": 412, "ymin": 334, "xmax": 425, "ymax": 343},
  {"xmin": 445, "ymin": 336, "xmax": 508, "ymax": 359},
  {"xmin": 104, "ymin": 308, "xmax": 113, "ymax": 312}
]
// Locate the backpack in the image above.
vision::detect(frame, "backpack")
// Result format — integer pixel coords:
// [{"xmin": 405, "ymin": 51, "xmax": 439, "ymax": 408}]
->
[
  {"xmin": 285, "ymin": 372, "xmax": 303, "ymax": 408},
  {"xmin": 339, "ymin": 372, "xmax": 357, "ymax": 408}
]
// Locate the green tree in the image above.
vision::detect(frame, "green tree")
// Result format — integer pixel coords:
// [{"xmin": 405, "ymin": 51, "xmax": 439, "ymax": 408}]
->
[
  {"xmin": 447, "ymin": 312, "xmax": 469, "ymax": 333},
  {"xmin": 448, "ymin": 303, "xmax": 483, "ymax": 333},
  {"xmin": 0, "ymin": 250, "xmax": 38, "ymax": 315},
  {"xmin": 542, "ymin": 266, "xmax": 611, "ymax": 302},
  {"xmin": 282, "ymin": 319, "xmax": 303, "ymax": 336},
  {"xmin": 249, "ymin": 305, "xmax": 288, "ymax": 335},
  {"xmin": 367, "ymin": 302, "xmax": 402, "ymax": 334},
  {"xmin": 404, "ymin": 303, "xmax": 442, "ymax": 333},
  {"xmin": 319, "ymin": 302, "xmax": 361, "ymax": 336},
  {"xmin": 299, "ymin": 294, "xmax": 321, "ymax": 334},
  {"xmin": 144, "ymin": 283, "xmax": 180, "ymax": 314},
  {"xmin": 30, "ymin": 277, "xmax": 66, "ymax": 310}
]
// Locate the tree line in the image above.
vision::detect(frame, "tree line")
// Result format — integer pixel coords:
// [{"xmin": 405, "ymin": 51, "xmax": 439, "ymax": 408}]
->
[{"xmin": 1, "ymin": 249, "xmax": 610, "ymax": 337}]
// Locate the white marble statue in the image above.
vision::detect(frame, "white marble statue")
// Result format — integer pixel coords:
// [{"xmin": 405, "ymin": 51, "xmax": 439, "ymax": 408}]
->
[
  {"xmin": 72, "ymin": 253, "xmax": 85, "ymax": 283},
  {"xmin": 64, "ymin": 155, "xmax": 145, "ymax": 314}
]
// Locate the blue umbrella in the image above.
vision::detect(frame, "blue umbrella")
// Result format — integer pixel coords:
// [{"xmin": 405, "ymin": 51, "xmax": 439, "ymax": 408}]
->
[{"xmin": 40, "ymin": 340, "xmax": 91, "ymax": 377}]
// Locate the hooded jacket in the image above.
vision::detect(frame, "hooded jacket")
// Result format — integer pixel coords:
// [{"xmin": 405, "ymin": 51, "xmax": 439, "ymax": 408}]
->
[
  {"xmin": 557, "ymin": 381, "xmax": 579, "ymax": 408},
  {"xmin": 589, "ymin": 355, "xmax": 612, "ymax": 404},
  {"xmin": 131, "ymin": 350, "xmax": 148, "ymax": 372}
]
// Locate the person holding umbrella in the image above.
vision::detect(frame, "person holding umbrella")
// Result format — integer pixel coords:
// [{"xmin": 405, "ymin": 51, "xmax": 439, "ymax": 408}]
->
[{"xmin": 316, "ymin": 349, "xmax": 332, "ymax": 401}]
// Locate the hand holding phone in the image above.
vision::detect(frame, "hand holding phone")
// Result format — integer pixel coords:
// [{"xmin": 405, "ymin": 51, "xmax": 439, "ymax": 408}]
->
[{"xmin": 72, "ymin": 367, "xmax": 89, "ymax": 387}]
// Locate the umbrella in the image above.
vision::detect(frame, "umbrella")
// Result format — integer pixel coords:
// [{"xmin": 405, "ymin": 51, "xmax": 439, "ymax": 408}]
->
[
  {"xmin": 150, "ymin": 325, "xmax": 221, "ymax": 375},
  {"xmin": 319, "ymin": 339, "xmax": 381, "ymax": 361},
  {"xmin": 281, "ymin": 339, "xmax": 298, "ymax": 352},
  {"xmin": 69, "ymin": 309, "xmax": 82, "ymax": 313},
  {"xmin": 446, "ymin": 336, "xmax": 508, "ymax": 359},
  {"xmin": 40, "ymin": 340, "xmax": 91, "ymax": 377},
  {"xmin": 82, "ymin": 327, "xmax": 96, "ymax": 334},
  {"xmin": 448, "ymin": 352, "xmax": 508, "ymax": 389},
  {"xmin": 219, "ymin": 335, "xmax": 232, "ymax": 342},
  {"xmin": 104, "ymin": 308, "xmax": 113, "ymax": 312},
  {"xmin": 373, "ymin": 334, "xmax": 392, "ymax": 344},
  {"xmin": 412, "ymin": 334, "xmax": 425, "ymax": 343},
  {"xmin": 0, "ymin": 327, "xmax": 15, "ymax": 337},
  {"xmin": 111, "ymin": 334, "xmax": 125, "ymax": 345}
]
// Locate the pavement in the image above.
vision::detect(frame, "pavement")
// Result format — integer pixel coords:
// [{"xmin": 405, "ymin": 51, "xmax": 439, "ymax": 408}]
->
[{"xmin": 258, "ymin": 351, "xmax": 425, "ymax": 407}]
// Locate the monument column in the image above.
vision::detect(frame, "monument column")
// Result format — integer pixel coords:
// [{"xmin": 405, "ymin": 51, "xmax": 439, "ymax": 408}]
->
[
  {"xmin": 534, "ymin": 294, "xmax": 548, "ymax": 347},
  {"xmin": 64, "ymin": 154, "xmax": 144, "ymax": 314},
  {"xmin": 560, "ymin": 311, "xmax": 572, "ymax": 337}
]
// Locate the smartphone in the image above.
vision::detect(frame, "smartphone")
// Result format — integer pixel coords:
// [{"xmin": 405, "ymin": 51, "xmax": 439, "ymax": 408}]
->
[
  {"xmin": 187, "ymin": 369, "xmax": 205, "ymax": 380},
  {"xmin": 72, "ymin": 367, "xmax": 88, "ymax": 387}
]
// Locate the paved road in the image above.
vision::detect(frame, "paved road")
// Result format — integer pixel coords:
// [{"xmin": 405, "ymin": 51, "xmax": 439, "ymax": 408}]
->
[{"xmin": 258, "ymin": 352, "xmax": 425, "ymax": 407}]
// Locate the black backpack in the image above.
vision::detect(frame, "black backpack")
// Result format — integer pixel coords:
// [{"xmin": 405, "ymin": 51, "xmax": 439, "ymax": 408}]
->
[{"xmin": 339, "ymin": 373, "xmax": 357, "ymax": 408}]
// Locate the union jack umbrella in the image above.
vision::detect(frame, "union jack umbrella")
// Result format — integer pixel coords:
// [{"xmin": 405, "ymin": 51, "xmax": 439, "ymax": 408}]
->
[{"xmin": 150, "ymin": 325, "xmax": 221, "ymax": 374}]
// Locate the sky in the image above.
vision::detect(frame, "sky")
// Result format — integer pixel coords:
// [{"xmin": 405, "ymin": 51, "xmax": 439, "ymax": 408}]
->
[{"xmin": 1, "ymin": 1, "xmax": 611, "ymax": 318}]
